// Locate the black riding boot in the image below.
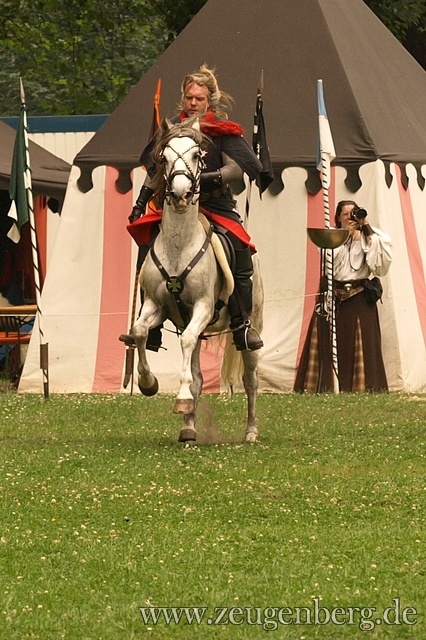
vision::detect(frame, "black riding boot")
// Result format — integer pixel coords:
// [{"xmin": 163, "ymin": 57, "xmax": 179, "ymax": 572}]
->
[
  {"xmin": 118, "ymin": 243, "xmax": 163, "ymax": 352},
  {"xmin": 228, "ymin": 247, "xmax": 263, "ymax": 351}
]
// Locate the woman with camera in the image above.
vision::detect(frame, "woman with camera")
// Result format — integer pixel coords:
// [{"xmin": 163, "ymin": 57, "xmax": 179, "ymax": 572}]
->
[{"xmin": 294, "ymin": 200, "xmax": 392, "ymax": 393}]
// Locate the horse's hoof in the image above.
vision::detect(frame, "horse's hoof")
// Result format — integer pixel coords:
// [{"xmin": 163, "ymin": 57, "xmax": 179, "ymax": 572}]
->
[
  {"xmin": 245, "ymin": 432, "xmax": 258, "ymax": 443},
  {"xmin": 138, "ymin": 376, "xmax": 159, "ymax": 396},
  {"xmin": 178, "ymin": 428, "xmax": 196, "ymax": 443},
  {"xmin": 173, "ymin": 399, "xmax": 195, "ymax": 414}
]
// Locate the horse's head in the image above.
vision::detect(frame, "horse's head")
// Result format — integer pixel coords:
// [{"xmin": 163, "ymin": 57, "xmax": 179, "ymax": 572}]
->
[{"xmin": 153, "ymin": 118, "xmax": 206, "ymax": 211}]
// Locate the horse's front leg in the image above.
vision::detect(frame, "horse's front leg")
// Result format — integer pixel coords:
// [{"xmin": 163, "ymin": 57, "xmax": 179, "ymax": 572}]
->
[
  {"xmin": 174, "ymin": 301, "xmax": 211, "ymax": 415},
  {"xmin": 133, "ymin": 300, "xmax": 164, "ymax": 396},
  {"xmin": 178, "ymin": 341, "xmax": 203, "ymax": 443},
  {"xmin": 241, "ymin": 350, "xmax": 259, "ymax": 442}
]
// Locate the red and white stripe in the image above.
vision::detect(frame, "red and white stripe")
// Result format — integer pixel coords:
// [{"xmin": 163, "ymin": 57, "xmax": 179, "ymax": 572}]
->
[{"xmin": 20, "ymin": 161, "xmax": 426, "ymax": 394}]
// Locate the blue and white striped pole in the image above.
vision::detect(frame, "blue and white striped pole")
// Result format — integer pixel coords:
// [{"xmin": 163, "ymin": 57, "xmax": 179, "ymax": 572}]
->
[{"xmin": 317, "ymin": 79, "xmax": 339, "ymax": 393}]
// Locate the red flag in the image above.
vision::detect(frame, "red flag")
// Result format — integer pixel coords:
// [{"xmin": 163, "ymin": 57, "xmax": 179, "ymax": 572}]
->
[
  {"xmin": 141, "ymin": 79, "xmax": 162, "ymax": 173},
  {"xmin": 149, "ymin": 79, "xmax": 162, "ymax": 140}
]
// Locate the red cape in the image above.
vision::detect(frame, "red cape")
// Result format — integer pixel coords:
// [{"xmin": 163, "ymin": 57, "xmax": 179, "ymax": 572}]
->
[{"xmin": 178, "ymin": 109, "xmax": 245, "ymax": 137}]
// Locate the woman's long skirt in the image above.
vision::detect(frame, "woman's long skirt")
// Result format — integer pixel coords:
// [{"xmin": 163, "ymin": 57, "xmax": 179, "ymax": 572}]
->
[{"xmin": 294, "ymin": 291, "xmax": 388, "ymax": 393}]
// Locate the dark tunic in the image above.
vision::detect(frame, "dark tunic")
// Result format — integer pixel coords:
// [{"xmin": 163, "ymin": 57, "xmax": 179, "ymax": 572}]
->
[{"xmin": 127, "ymin": 111, "xmax": 262, "ymax": 247}]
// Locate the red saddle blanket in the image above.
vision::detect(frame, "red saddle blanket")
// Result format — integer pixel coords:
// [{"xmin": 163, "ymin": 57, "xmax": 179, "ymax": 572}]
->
[{"xmin": 126, "ymin": 203, "xmax": 256, "ymax": 254}]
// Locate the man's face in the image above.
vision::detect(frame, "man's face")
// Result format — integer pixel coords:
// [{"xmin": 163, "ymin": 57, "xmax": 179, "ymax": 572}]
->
[{"xmin": 183, "ymin": 82, "xmax": 210, "ymax": 116}]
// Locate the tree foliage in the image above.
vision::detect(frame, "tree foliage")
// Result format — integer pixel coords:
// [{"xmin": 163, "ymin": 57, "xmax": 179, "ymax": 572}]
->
[
  {"xmin": 0, "ymin": 0, "xmax": 166, "ymax": 115},
  {"xmin": 364, "ymin": 0, "xmax": 426, "ymax": 39},
  {"xmin": 365, "ymin": 0, "xmax": 426, "ymax": 70},
  {"xmin": 0, "ymin": 0, "xmax": 425, "ymax": 117},
  {"xmin": 147, "ymin": 0, "xmax": 208, "ymax": 45}
]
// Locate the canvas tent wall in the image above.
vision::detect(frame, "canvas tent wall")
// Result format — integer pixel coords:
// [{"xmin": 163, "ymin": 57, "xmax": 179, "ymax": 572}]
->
[
  {"xmin": 0, "ymin": 119, "xmax": 70, "ymax": 200},
  {"xmin": 19, "ymin": 0, "xmax": 426, "ymax": 394},
  {"xmin": 1, "ymin": 114, "xmax": 108, "ymax": 165},
  {"xmin": 0, "ymin": 119, "xmax": 71, "ymax": 303}
]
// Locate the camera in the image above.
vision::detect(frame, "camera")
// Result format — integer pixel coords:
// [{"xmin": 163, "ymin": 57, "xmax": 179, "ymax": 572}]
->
[{"xmin": 350, "ymin": 206, "xmax": 367, "ymax": 222}]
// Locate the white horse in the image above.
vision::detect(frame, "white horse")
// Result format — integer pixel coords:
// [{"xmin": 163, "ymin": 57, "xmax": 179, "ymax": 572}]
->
[{"xmin": 132, "ymin": 118, "xmax": 263, "ymax": 443}]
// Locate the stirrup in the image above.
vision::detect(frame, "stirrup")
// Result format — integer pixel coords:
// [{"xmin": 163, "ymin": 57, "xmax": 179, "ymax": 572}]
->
[
  {"xmin": 232, "ymin": 322, "xmax": 263, "ymax": 352},
  {"xmin": 118, "ymin": 326, "xmax": 163, "ymax": 352},
  {"xmin": 119, "ymin": 333, "xmax": 135, "ymax": 347}
]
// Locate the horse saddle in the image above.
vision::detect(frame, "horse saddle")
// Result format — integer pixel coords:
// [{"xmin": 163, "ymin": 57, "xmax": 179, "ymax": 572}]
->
[
  {"xmin": 213, "ymin": 226, "xmax": 236, "ymax": 273},
  {"xmin": 197, "ymin": 215, "xmax": 234, "ymax": 304}
]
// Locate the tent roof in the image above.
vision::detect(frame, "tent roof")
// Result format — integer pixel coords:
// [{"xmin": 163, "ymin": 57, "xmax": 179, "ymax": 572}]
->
[
  {"xmin": 0, "ymin": 120, "xmax": 71, "ymax": 201},
  {"xmin": 74, "ymin": 0, "xmax": 426, "ymax": 194}
]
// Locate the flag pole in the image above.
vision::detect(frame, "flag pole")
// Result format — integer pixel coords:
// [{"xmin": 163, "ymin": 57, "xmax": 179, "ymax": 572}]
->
[
  {"xmin": 123, "ymin": 78, "xmax": 162, "ymax": 391},
  {"xmin": 20, "ymin": 79, "xmax": 50, "ymax": 399},
  {"xmin": 317, "ymin": 79, "xmax": 339, "ymax": 394},
  {"xmin": 245, "ymin": 69, "xmax": 264, "ymax": 227},
  {"xmin": 245, "ymin": 70, "xmax": 274, "ymax": 226},
  {"xmin": 244, "ymin": 70, "xmax": 262, "ymax": 227}
]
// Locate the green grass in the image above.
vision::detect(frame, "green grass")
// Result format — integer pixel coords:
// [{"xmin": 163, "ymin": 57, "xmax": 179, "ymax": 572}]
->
[{"xmin": 0, "ymin": 391, "xmax": 424, "ymax": 638}]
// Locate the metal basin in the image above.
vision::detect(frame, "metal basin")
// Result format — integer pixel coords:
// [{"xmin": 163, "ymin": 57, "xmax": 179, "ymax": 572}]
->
[{"xmin": 307, "ymin": 228, "xmax": 349, "ymax": 249}]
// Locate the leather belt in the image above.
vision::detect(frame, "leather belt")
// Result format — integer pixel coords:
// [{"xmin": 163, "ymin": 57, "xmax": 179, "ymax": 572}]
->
[
  {"xmin": 334, "ymin": 279, "xmax": 364, "ymax": 290},
  {"xmin": 334, "ymin": 279, "xmax": 364, "ymax": 301}
]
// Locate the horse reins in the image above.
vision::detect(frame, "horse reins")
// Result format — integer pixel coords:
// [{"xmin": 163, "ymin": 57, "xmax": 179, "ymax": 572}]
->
[{"xmin": 154, "ymin": 135, "xmax": 217, "ymax": 327}]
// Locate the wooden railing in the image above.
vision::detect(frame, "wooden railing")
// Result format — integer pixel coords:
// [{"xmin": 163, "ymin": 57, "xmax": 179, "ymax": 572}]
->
[{"xmin": 0, "ymin": 305, "xmax": 37, "ymax": 379}]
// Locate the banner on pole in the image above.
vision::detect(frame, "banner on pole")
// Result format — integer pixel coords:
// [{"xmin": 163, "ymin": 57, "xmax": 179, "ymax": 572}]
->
[{"xmin": 7, "ymin": 102, "xmax": 31, "ymax": 243}]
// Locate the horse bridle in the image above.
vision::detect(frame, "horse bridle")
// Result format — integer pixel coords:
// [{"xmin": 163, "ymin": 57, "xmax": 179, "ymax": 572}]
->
[
  {"xmin": 152, "ymin": 135, "xmax": 215, "ymax": 327},
  {"xmin": 162, "ymin": 138, "xmax": 203, "ymax": 205}
]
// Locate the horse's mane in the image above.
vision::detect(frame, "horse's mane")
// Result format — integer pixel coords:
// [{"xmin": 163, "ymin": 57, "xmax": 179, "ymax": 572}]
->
[{"xmin": 151, "ymin": 117, "xmax": 210, "ymax": 206}]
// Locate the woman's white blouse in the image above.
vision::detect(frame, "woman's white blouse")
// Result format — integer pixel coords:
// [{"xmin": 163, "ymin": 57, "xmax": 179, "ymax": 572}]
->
[{"xmin": 333, "ymin": 228, "xmax": 392, "ymax": 281}]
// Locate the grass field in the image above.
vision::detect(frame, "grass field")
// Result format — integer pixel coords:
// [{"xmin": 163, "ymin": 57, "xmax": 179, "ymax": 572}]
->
[{"xmin": 0, "ymin": 390, "xmax": 424, "ymax": 638}]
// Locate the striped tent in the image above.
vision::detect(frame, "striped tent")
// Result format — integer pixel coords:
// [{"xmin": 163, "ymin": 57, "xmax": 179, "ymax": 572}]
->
[
  {"xmin": 0, "ymin": 119, "xmax": 71, "ymax": 302},
  {"xmin": 20, "ymin": 0, "xmax": 426, "ymax": 393}
]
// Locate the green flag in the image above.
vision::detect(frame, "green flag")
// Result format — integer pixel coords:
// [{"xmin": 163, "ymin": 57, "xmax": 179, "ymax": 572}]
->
[{"xmin": 8, "ymin": 104, "xmax": 30, "ymax": 242}]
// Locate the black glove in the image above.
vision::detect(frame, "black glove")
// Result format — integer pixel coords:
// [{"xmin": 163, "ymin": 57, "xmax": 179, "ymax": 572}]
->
[
  {"xmin": 128, "ymin": 186, "xmax": 155, "ymax": 223},
  {"xmin": 200, "ymin": 170, "xmax": 222, "ymax": 195}
]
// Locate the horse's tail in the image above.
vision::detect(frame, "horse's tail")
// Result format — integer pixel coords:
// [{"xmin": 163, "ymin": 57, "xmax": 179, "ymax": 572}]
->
[{"xmin": 221, "ymin": 253, "xmax": 264, "ymax": 391}]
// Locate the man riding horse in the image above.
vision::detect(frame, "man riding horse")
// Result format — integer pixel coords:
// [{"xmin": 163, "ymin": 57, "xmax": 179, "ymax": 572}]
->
[{"xmin": 123, "ymin": 64, "xmax": 264, "ymax": 352}]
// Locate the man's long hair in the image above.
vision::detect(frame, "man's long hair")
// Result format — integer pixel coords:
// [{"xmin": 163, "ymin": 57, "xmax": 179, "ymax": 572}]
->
[{"xmin": 179, "ymin": 64, "xmax": 234, "ymax": 118}]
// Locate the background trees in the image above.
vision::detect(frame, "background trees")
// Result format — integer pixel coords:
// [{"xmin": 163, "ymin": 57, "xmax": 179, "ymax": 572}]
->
[
  {"xmin": 0, "ymin": 0, "xmax": 166, "ymax": 114},
  {"xmin": 0, "ymin": 0, "xmax": 424, "ymax": 116},
  {"xmin": 366, "ymin": 0, "xmax": 426, "ymax": 69}
]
